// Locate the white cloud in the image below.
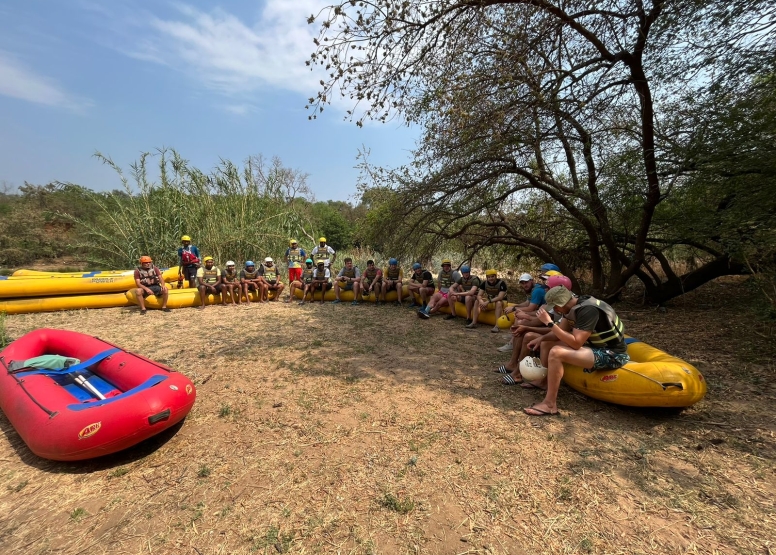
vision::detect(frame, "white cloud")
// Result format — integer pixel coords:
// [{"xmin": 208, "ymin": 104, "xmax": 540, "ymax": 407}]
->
[
  {"xmin": 0, "ymin": 50, "xmax": 88, "ymax": 111},
  {"xmin": 130, "ymin": 1, "xmax": 326, "ymax": 98}
]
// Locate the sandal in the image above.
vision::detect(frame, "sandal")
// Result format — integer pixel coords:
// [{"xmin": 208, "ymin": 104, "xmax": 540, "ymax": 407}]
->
[
  {"xmin": 494, "ymin": 365, "xmax": 511, "ymax": 374},
  {"xmin": 501, "ymin": 374, "xmax": 522, "ymax": 385}
]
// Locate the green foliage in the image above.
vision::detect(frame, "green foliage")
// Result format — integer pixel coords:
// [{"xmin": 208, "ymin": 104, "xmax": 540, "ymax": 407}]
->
[
  {"xmin": 378, "ymin": 492, "xmax": 415, "ymax": 514},
  {"xmin": 0, "ymin": 313, "xmax": 10, "ymax": 349},
  {"xmin": 63, "ymin": 149, "xmax": 315, "ymax": 268}
]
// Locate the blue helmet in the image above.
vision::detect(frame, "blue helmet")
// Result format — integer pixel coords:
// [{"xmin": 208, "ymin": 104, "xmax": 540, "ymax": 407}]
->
[
  {"xmin": 245, "ymin": 260, "xmax": 255, "ymax": 267},
  {"xmin": 412, "ymin": 262, "xmax": 422, "ymax": 270},
  {"xmin": 389, "ymin": 258, "xmax": 398, "ymax": 265},
  {"xmin": 540, "ymin": 263, "xmax": 560, "ymax": 272},
  {"xmin": 461, "ymin": 265, "xmax": 471, "ymax": 273}
]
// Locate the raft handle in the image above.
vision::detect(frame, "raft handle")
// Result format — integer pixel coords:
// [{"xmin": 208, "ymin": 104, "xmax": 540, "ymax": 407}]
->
[
  {"xmin": 661, "ymin": 382, "xmax": 684, "ymax": 390},
  {"xmin": 148, "ymin": 409, "xmax": 171, "ymax": 424}
]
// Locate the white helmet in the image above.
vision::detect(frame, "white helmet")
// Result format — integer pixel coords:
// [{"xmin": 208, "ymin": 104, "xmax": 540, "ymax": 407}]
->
[
  {"xmin": 226, "ymin": 260, "xmax": 235, "ymax": 266},
  {"xmin": 264, "ymin": 257, "xmax": 273, "ymax": 263},
  {"xmin": 519, "ymin": 356, "xmax": 548, "ymax": 382}
]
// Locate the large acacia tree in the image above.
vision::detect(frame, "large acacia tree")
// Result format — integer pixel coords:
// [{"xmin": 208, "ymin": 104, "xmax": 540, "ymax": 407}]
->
[{"xmin": 307, "ymin": 0, "xmax": 775, "ymax": 302}]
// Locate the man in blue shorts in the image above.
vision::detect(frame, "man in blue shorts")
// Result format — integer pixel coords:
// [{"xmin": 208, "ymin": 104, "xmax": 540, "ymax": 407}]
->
[{"xmin": 522, "ymin": 285, "xmax": 629, "ymax": 417}]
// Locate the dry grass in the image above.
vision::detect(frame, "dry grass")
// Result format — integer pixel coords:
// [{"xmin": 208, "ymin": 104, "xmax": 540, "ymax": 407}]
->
[{"xmin": 0, "ymin": 277, "xmax": 774, "ymax": 555}]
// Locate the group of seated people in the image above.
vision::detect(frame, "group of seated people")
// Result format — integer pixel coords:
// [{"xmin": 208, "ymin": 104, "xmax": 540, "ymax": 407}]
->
[{"xmin": 136, "ymin": 236, "xmax": 631, "ymax": 419}]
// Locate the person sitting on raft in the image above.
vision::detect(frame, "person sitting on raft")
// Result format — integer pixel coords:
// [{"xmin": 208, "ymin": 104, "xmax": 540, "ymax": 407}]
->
[
  {"xmin": 407, "ymin": 262, "xmax": 435, "ymax": 310},
  {"xmin": 311, "ymin": 260, "xmax": 332, "ymax": 304},
  {"xmin": 418, "ymin": 259, "xmax": 459, "ymax": 319},
  {"xmin": 133, "ymin": 256, "xmax": 170, "ymax": 314},
  {"xmin": 240, "ymin": 261, "xmax": 266, "ymax": 305},
  {"xmin": 291, "ymin": 258, "xmax": 316, "ymax": 304},
  {"xmin": 258, "ymin": 257, "xmax": 284, "ymax": 302},
  {"xmin": 495, "ymin": 274, "xmax": 573, "ymax": 385},
  {"xmin": 333, "ymin": 257, "xmax": 361, "ymax": 305},
  {"xmin": 381, "ymin": 258, "xmax": 404, "ymax": 306},
  {"xmin": 466, "ymin": 269, "xmax": 507, "ymax": 332},
  {"xmin": 196, "ymin": 256, "xmax": 221, "ymax": 309},
  {"xmin": 360, "ymin": 259, "xmax": 382, "ymax": 302},
  {"xmin": 219, "ymin": 260, "xmax": 241, "ymax": 305},
  {"xmin": 522, "ymin": 285, "xmax": 629, "ymax": 417},
  {"xmin": 447, "ymin": 265, "xmax": 480, "ymax": 323}
]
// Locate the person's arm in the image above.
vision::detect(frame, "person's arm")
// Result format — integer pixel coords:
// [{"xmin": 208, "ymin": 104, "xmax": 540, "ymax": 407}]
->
[
  {"xmin": 284, "ymin": 248, "xmax": 290, "ymax": 265},
  {"xmin": 535, "ymin": 307, "xmax": 593, "ymax": 349},
  {"xmin": 196, "ymin": 267, "xmax": 205, "ymax": 287},
  {"xmin": 329, "ymin": 247, "xmax": 336, "ymax": 265},
  {"xmin": 156, "ymin": 268, "xmax": 167, "ymax": 290}
]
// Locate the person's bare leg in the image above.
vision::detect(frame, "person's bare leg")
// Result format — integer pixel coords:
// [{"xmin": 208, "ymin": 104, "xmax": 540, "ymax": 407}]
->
[
  {"xmin": 525, "ymin": 346, "xmax": 595, "ymax": 416},
  {"xmin": 135, "ymin": 288, "xmax": 147, "ymax": 312}
]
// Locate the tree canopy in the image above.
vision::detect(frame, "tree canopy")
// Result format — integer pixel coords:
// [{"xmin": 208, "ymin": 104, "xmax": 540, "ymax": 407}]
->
[{"xmin": 308, "ymin": 0, "xmax": 776, "ymax": 302}]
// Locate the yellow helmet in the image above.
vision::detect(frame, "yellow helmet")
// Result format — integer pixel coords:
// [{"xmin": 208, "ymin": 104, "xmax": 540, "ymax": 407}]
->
[
  {"xmin": 181, "ymin": 235, "xmax": 191, "ymax": 242},
  {"xmin": 485, "ymin": 269, "xmax": 498, "ymax": 276},
  {"xmin": 289, "ymin": 239, "xmax": 298, "ymax": 245},
  {"xmin": 319, "ymin": 237, "xmax": 327, "ymax": 243},
  {"xmin": 203, "ymin": 256, "xmax": 214, "ymax": 262},
  {"xmin": 441, "ymin": 259, "xmax": 452, "ymax": 265}
]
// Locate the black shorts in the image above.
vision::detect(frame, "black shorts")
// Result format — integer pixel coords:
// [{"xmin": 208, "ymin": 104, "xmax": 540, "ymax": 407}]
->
[
  {"xmin": 314, "ymin": 282, "xmax": 332, "ymax": 290},
  {"xmin": 183, "ymin": 265, "xmax": 198, "ymax": 282},
  {"xmin": 385, "ymin": 281, "xmax": 399, "ymax": 291},
  {"xmin": 245, "ymin": 283, "xmax": 259, "ymax": 291},
  {"xmin": 142, "ymin": 284, "xmax": 163, "ymax": 298},
  {"xmin": 216, "ymin": 282, "xmax": 237, "ymax": 292}
]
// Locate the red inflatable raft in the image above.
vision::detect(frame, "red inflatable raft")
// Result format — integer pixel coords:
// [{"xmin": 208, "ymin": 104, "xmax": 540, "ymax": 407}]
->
[{"xmin": 0, "ymin": 329, "xmax": 196, "ymax": 461}]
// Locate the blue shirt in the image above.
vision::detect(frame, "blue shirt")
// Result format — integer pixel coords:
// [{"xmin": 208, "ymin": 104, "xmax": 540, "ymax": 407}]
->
[{"xmin": 529, "ymin": 283, "xmax": 547, "ymax": 307}]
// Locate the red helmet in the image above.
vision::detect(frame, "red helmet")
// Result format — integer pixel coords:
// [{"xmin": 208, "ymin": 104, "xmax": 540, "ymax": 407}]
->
[
  {"xmin": 547, "ymin": 275, "xmax": 572, "ymax": 290},
  {"xmin": 139, "ymin": 256, "xmax": 153, "ymax": 264}
]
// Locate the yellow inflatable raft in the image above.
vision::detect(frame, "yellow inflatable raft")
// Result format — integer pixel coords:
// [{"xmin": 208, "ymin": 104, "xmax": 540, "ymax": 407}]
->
[
  {"xmin": 292, "ymin": 285, "xmax": 410, "ymax": 303},
  {"xmin": 0, "ymin": 268, "xmax": 181, "ymax": 298},
  {"xmin": 437, "ymin": 301, "xmax": 516, "ymax": 329},
  {"xmin": 0, "ymin": 292, "xmax": 134, "ymax": 315},
  {"xmin": 11, "ymin": 269, "xmax": 135, "ymax": 277},
  {"xmin": 126, "ymin": 287, "xmax": 279, "ymax": 309},
  {"xmin": 561, "ymin": 338, "xmax": 707, "ymax": 408}
]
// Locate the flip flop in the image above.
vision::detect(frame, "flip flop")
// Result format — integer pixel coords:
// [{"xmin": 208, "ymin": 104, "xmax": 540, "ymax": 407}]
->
[
  {"xmin": 524, "ymin": 405, "xmax": 560, "ymax": 417},
  {"xmin": 493, "ymin": 365, "xmax": 511, "ymax": 374},
  {"xmin": 501, "ymin": 374, "xmax": 522, "ymax": 385},
  {"xmin": 520, "ymin": 382, "xmax": 547, "ymax": 391}
]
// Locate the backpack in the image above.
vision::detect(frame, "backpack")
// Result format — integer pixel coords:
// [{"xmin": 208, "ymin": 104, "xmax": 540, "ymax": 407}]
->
[{"xmin": 181, "ymin": 248, "xmax": 200, "ymax": 266}]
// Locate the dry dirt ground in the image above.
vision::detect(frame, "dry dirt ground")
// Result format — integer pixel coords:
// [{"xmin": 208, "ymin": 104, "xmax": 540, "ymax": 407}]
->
[{"xmin": 0, "ymin": 278, "xmax": 774, "ymax": 555}]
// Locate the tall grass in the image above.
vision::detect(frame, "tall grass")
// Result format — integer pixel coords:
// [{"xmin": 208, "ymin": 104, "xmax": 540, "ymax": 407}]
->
[
  {"xmin": 0, "ymin": 312, "xmax": 10, "ymax": 348},
  {"xmin": 63, "ymin": 149, "xmax": 315, "ymax": 268}
]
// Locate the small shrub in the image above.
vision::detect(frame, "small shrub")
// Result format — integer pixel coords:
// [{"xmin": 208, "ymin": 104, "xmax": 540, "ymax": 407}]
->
[
  {"xmin": 379, "ymin": 493, "xmax": 415, "ymax": 514},
  {"xmin": 70, "ymin": 508, "xmax": 87, "ymax": 521}
]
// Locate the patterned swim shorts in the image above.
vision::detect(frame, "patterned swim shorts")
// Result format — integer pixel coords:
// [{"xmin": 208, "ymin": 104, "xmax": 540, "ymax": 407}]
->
[{"xmin": 591, "ymin": 348, "xmax": 630, "ymax": 370}]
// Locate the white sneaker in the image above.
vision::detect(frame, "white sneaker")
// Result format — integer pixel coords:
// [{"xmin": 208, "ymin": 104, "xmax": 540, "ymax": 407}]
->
[
  {"xmin": 497, "ymin": 342, "xmax": 513, "ymax": 352},
  {"xmin": 491, "ymin": 326, "xmax": 500, "ymax": 333}
]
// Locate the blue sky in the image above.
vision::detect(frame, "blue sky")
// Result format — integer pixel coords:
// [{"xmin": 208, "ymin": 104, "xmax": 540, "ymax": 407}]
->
[{"xmin": 0, "ymin": 0, "xmax": 418, "ymax": 202}]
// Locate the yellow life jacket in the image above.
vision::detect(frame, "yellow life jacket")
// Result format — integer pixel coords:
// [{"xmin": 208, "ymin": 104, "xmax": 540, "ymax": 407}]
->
[
  {"xmin": 567, "ymin": 296, "xmax": 626, "ymax": 349},
  {"xmin": 313, "ymin": 248, "xmax": 330, "ymax": 265},
  {"xmin": 262, "ymin": 264, "xmax": 277, "ymax": 283},
  {"xmin": 458, "ymin": 275, "xmax": 480, "ymax": 291},
  {"xmin": 385, "ymin": 266, "xmax": 401, "ymax": 280},
  {"xmin": 287, "ymin": 247, "xmax": 303, "ymax": 266},
  {"xmin": 483, "ymin": 279, "xmax": 507, "ymax": 301},
  {"xmin": 437, "ymin": 269, "xmax": 455, "ymax": 290},
  {"xmin": 201, "ymin": 267, "xmax": 219, "ymax": 285},
  {"xmin": 302, "ymin": 267, "xmax": 314, "ymax": 284}
]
